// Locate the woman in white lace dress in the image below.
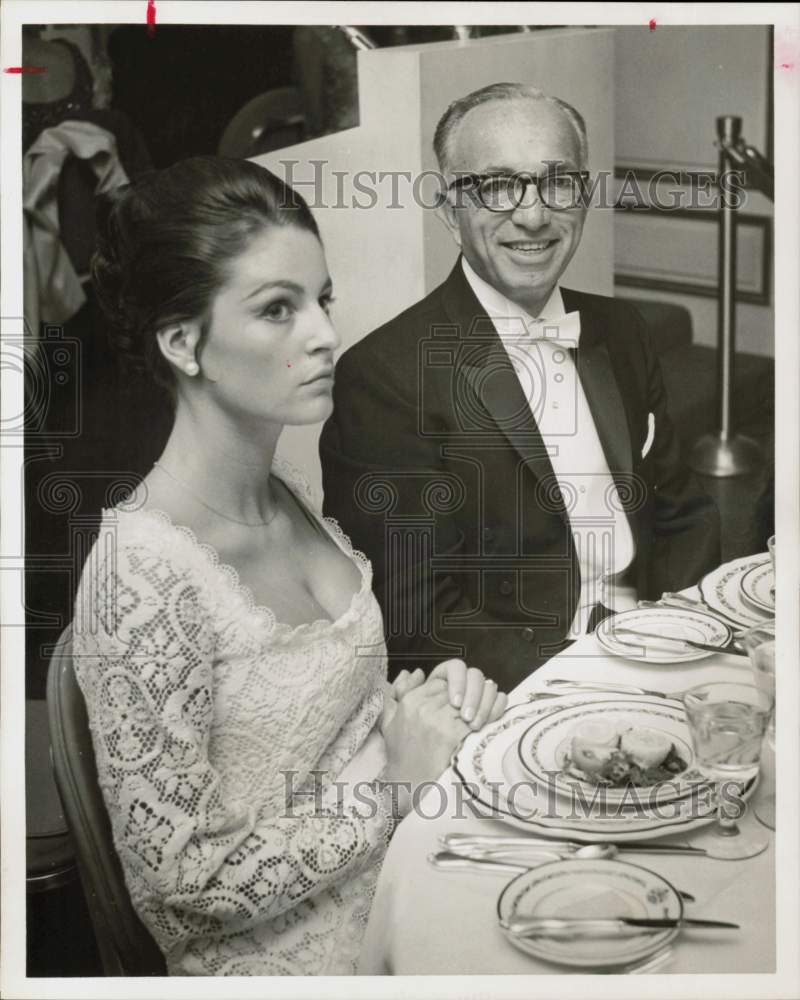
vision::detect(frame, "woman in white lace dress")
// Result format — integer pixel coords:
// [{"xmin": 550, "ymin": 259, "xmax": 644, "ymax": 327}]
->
[{"xmin": 72, "ymin": 158, "xmax": 507, "ymax": 976}]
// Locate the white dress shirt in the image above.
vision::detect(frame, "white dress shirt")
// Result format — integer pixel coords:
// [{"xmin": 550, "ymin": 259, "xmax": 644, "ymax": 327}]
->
[{"xmin": 461, "ymin": 257, "xmax": 637, "ymax": 636}]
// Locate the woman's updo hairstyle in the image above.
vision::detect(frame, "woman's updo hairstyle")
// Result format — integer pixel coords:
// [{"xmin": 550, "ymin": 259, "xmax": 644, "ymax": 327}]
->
[{"xmin": 92, "ymin": 156, "xmax": 320, "ymax": 390}]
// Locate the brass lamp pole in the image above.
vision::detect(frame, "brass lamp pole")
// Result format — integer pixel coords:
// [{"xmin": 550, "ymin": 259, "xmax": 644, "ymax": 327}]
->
[{"xmin": 689, "ymin": 115, "xmax": 772, "ymax": 477}]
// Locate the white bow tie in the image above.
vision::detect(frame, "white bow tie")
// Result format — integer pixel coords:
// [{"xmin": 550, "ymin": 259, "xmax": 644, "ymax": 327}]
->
[{"xmin": 526, "ymin": 310, "xmax": 582, "ymax": 345}]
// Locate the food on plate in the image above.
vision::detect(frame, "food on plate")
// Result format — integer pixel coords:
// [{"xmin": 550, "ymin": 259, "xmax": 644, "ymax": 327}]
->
[
  {"xmin": 564, "ymin": 721, "xmax": 687, "ymax": 788},
  {"xmin": 619, "ymin": 727, "xmax": 672, "ymax": 767},
  {"xmin": 570, "ymin": 720, "xmax": 622, "ymax": 774}
]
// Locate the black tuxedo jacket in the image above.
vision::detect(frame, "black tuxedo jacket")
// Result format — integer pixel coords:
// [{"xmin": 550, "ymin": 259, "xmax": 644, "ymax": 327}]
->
[{"xmin": 320, "ymin": 260, "xmax": 720, "ymax": 690}]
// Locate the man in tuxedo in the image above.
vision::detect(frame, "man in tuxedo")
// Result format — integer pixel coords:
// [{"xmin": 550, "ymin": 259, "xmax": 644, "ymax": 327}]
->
[{"xmin": 320, "ymin": 83, "xmax": 720, "ymax": 691}]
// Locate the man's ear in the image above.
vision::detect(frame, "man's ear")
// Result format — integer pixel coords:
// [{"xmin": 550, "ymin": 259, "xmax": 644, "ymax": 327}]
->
[
  {"xmin": 156, "ymin": 321, "xmax": 203, "ymax": 378},
  {"xmin": 435, "ymin": 192, "xmax": 463, "ymax": 249}
]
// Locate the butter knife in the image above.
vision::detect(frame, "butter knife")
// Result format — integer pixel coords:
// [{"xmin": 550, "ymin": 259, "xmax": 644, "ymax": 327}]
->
[
  {"xmin": 613, "ymin": 628, "xmax": 746, "ymax": 657},
  {"xmin": 503, "ymin": 916, "xmax": 739, "ymax": 938}
]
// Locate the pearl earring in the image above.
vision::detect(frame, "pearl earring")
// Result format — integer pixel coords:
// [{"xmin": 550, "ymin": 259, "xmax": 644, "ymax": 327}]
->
[{"xmin": 186, "ymin": 361, "xmax": 199, "ymax": 376}]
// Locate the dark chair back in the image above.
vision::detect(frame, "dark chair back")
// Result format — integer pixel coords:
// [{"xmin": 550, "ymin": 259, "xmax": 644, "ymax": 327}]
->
[{"xmin": 46, "ymin": 627, "xmax": 167, "ymax": 976}]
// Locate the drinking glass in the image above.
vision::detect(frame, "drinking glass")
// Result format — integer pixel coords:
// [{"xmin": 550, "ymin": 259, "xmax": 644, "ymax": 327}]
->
[
  {"xmin": 741, "ymin": 622, "xmax": 776, "ymax": 829},
  {"xmin": 682, "ymin": 682, "xmax": 774, "ymax": 859}
]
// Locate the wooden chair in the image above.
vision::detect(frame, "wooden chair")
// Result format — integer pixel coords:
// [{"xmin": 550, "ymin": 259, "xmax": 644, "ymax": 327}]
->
[{"xmin": 46, "ymin": 628, "xmax": 167, "ymax": 976}]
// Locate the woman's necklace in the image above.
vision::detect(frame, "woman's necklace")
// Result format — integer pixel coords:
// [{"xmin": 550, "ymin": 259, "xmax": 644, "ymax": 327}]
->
[{"xmin": 152, "ymin": 461, "xmax": 279, "ymax": 527}]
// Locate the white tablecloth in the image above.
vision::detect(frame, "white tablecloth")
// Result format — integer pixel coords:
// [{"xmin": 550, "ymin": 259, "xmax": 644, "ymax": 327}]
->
[{"xmin": 359, "ymin": 624, "xmax": 775, "ymax": 976}]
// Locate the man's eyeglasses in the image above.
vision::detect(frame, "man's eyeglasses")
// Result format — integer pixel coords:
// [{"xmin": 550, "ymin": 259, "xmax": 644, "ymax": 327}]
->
[{"xmin": 448, "ymin": 171, "xmax": 590, "ymax": 212}]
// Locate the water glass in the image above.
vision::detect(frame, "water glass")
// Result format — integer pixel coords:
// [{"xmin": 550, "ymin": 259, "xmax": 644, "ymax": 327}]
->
[
  {"xmin": 682, "ymin": 682, "xmax": 774, "ymax": 859},
  {"xmin": 741, "ymin": 622, "xmax": 776, "ymax": 742},
  {"xmin": 741, "ymin": 622, "xmax": 776, "ymax": 829}
]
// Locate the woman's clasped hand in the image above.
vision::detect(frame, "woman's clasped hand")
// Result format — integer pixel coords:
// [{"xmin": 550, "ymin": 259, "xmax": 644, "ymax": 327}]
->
[{"xmin": 381, "ymin": 659, "xmax": 508, "ymax": 815}]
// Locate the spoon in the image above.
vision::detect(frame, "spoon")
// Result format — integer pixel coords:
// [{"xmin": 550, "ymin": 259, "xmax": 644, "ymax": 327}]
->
[{"xmin": 573, "ymin": 843, "xmax": 620, "ymax": 859}]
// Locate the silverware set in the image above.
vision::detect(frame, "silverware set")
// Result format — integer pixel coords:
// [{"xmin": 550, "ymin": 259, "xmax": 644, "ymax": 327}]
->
[
  {"xmin": 538, "ymin": 678, "xmax": 717, "ymax": 701},
  {"xmin": 430, "ymin": 833, "xmax": 704, "ymax": 902},
  {"xmin": 428, "ymin": 831, "xmax": 736, "ymax": 968},
  {"xmin": 439, "ymin": 832, "xmax": 706, "ymax": 857},
  {"xmin": 434, "ymin": 601, "xmax": 758, "ymax": 971}
]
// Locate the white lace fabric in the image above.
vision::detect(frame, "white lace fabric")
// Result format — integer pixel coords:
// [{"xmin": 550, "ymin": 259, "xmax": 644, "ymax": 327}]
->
[{"xmin": 72, "ymin": 460, "xmax": 396, "ymax": 975}]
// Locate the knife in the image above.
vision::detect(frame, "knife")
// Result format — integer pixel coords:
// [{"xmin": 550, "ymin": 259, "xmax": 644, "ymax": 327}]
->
[
  {"xmin": 612, "ymin": 628, "xmax": 746, "ymax": 657},
  {"xmin": 503, "ymin": 916, "xmax": 739, "ymax": 938}
]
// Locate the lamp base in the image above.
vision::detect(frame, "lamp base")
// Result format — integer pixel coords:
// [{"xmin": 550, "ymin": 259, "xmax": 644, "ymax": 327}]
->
[{"xmin": 689, "ymin": 432, "xmax": 763, "ymax": 477}]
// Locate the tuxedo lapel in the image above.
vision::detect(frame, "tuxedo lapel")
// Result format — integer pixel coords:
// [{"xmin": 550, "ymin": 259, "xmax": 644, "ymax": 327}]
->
[
  {"xmin": 439, "ymin": 266, "xmax": 639, "ymax": 522},
  {"xmin": 441, "ymin": 262, "xmax": 566, "ymax": 518},
  {"xmin": 576, "ymin": 341, "xmax": 633, "ymax": 476},
  {"xmin": 562, "ymin": 287, "xmax": 634, "ymax": 477}
]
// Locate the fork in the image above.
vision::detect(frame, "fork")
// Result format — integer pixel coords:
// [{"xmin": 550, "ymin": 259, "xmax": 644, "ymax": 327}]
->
[{"xmin": 541, "ymin": 678, "xmax": 705, "ymax": 701}]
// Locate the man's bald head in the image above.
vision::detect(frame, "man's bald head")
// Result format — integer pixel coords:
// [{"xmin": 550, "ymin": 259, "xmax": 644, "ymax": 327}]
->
[{"xmin": 434, "ymin": 82, "xmax": 588, "ymax": 175}]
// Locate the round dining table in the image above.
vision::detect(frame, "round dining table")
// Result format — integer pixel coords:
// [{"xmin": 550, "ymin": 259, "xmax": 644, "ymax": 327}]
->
[{"xmin": 358, "ymin": 586, "xmax": 776, "ymax": 977}]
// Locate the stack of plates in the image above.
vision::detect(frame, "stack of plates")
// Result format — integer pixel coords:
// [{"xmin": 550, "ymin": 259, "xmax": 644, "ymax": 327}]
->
[
  {"xmin": 452, "ymin": 692, "xmax": 756, "ymax": 842},
  {"xmin": 699, "ymin": 553, "xmax": 774, "ymax": 627}
]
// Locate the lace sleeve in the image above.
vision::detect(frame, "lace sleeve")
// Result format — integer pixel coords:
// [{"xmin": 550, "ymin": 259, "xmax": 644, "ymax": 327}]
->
[{"xmin": 72, "ymin": 539, "xmax": 396, "ymax": 955}]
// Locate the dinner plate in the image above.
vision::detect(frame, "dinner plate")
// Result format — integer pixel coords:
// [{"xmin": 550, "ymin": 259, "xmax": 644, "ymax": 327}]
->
[
  {"xmin": 739, "ymin": 561, "xmax": 775, "ymax": 615},
  {"xmin": 516, "ymin": 697, "xmax": 700, "ymax": 806},
  {"xmin": 699, "ymin": 554, "xmax": 774, "ymax": 628},
  {"xmin": 452, "ymin": 693, "xmax": 756, "ymax": 841},
  {"xmin": 497, "ymin": 858, "xmax": 682, "ymax": 968},
  {"xmin": 595, "ymin": 607, "xmax": 733, "ymax": 663}
]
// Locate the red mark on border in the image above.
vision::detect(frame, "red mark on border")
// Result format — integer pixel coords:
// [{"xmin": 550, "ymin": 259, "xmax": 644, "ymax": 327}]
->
[
  {"xmin": 4, "ymin": 66, "xmax": 47, "ymax": 74},
  {"xmin": 147, "ymin": 0, "xmax": 157, "ymax": 37},
  {"xmin": 780, "ymin": 62, "xmax": 795, "ymax": 70},
  {"xmin": 649, "ymin": 18, "xmax": 657, "ymax": 31}
]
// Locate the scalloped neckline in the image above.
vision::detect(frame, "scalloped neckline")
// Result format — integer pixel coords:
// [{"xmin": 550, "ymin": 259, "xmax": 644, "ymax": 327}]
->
[{"xmin": 106, "ymin": 471, "xmax": 372, "ymax": 640}]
